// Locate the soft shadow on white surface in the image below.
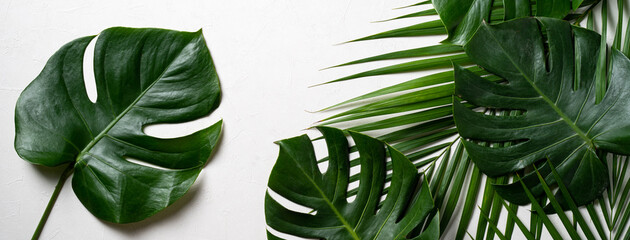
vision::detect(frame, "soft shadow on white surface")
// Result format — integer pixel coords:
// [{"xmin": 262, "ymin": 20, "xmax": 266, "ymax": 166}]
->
[
  {"xmin": 100, "ymin": 179, "xmax": 205, "ymax": 236},
  {"xmin": 0, "ymin": 0, "xmax": 432, "ymax": 239},
  {"xmin": 30, "ymin": 163, "xmax": 71, "ymax": 183}
]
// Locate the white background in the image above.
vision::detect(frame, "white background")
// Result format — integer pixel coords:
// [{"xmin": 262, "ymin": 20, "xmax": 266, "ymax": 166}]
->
[{"xmin": 0, "ymin": 0, "xmax": 451, "ymax": 239}]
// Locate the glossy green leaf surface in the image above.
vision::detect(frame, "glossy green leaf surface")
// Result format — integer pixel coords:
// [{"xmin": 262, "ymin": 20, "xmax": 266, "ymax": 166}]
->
[
  {"xmin": 15, "ymin": 27, "xmax": 222, "ymax": 223},
  {"xmin": 265, "ymin": 127, "xmax": 435, "ymax": 240},
  {"xmin": 316, "ymin": 0, "xmax": 629, "ymax": 238},
  {"xmin": 433, "ymin": 0, "xmax": 598, "ymax": 45},
  {"xmin": 536, "ymin": 0, "xmax": 573, "ymax": 19},
  {"xmin": 432, "ymin": 0, "xmax": 492, "ymax": 45},
  {"xmin": 453, "ymin": 17, "xmax": 630, "ymax": 206}
]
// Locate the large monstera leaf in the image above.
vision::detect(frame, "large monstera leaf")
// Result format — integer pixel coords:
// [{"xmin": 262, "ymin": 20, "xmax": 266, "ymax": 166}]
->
[
  {"xmin": 433, "ymin": 0, "xmax": 598, "ymax": 45},
  {"xmin": 453, "ymin": 17, "xmax": 630, "ymax": 207},
  {"xmin": 265, "ymin": 127, "xmax": 438, "ymax": 240},
  {"xmin": 15, "ymin": 27, "xmax": 222, "ymax": 223}
]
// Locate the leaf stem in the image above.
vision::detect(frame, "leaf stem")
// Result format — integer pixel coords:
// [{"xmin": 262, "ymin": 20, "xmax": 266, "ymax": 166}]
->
[{"xmin": 32, "ymin": 163, "xmax": 74, "ymax": 240}]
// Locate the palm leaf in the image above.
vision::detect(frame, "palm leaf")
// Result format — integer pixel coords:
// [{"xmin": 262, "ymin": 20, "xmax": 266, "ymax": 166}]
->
[{"xmin": 307, "ymin": 0, "xmax": 628, "ymax": 239}]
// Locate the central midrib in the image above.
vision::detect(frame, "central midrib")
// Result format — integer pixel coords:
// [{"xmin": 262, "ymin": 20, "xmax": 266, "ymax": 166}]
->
[
  {"xmin": 529, "ymin": 82, "xmax": 594, "ymax": 146},
  {"xmin": 486, "ymin": 30, "xmax": 594, "ymax": 149},
  {"xmin": 289, "ymin": 153, "xmax": 360, "ymax": 240},
  {"xmin": 76, "ymin": 36, "xmax": 196, "ymax": 162}
]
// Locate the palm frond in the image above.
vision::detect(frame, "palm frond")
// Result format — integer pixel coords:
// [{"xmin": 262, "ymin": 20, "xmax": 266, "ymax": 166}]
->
[{"xmin": 306, "ymin": 0, "xmax": 630, "ymax": 239}]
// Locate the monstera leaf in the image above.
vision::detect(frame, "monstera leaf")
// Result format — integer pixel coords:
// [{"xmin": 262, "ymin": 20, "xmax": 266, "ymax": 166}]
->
[
  {"xmin": 15, "ymin": 27, "xmax": 222, "ymax": 225},
  {"xmin": 265, "ymin": 127, "xmax": 438, "ymax": 240},
  {"xmin": 433, "ymin": 0, "xmax": 597, "ymax": 45},
  {"xmin": 453, "ymin": 17, "xmax": 630, "ymax": 207}
]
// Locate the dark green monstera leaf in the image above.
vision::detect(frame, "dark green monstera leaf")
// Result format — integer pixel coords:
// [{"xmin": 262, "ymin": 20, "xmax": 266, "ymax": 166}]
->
[
  {"xmin": 433, "ymin": 0, "xmax": 597, "ymax": 45},
  {"xmin": 453, "ymin": 17, "xmax": 630, "ymax": 207},
  {"xmin": 15, "ymin": 27, "xmax": 222, "ymax": 223},
  {"xmin": 265, "ymin": 127, "xmax": 438, "ymax": 240}
]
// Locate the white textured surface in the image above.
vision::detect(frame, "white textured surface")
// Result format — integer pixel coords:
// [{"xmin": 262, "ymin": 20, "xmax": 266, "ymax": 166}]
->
[{"xmin": 0, "ymin": 0, "xmax": 446, "ymax": 239}]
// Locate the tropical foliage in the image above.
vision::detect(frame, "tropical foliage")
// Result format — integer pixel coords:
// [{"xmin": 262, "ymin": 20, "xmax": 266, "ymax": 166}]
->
[
  {"xmin": 15, "ymin": 27, "xmax": 222, "ymax": 238},
  {"xmin": 267, "ymin": 0, "xmax": 630, "ymax": 239},
  {"xmin": 454, "ymin": 17, "xmax": 630, "ymax": 208},
  {"xmin": 266, "ymin": 127, "xmax": 438, "ymax": 239}
]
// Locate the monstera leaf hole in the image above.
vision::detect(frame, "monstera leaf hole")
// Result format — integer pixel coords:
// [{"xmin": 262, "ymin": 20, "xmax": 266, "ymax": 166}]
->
[
  {"xmin": 312, "ymin": 137, "xmax": 330, "ymax": 172},
  {"xmin": 538, "ymin": 22, "xmax": 552, "ymax": 73},
  {"xmin": 82, "ymin": 36, "xmax": 98, "ymax": 103},
  {"xmin": 348, "ymin": 152, "xmax": 362, "ymax": 203},
  {"xmin": 143, "ymin": 114, "xmax": 224, "ymax": 139},
  {"xmin": 266, "ymin": 189, "xmax": 318, "ymax": 216},
  {"xmin": 124, "ymin": 156, "xmax": 172, "ymax": 170},
  {"xmin": 462, "ymin": 107, "xmax": 529, "ymax": 148}
]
